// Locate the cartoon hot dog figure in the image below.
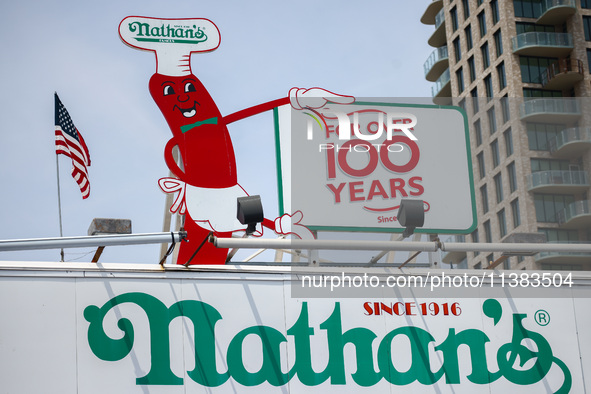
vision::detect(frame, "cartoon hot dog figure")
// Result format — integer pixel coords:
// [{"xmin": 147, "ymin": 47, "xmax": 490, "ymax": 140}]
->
[{"xmin": 119, "ymin": 16, "xmax": 353, "ymax": 264}]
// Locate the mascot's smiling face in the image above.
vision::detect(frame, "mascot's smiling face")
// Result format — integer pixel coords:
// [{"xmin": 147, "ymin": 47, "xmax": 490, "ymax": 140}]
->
[{"xmin": 149, "ymin": 73, "xmax": 222, "ymax": 135}]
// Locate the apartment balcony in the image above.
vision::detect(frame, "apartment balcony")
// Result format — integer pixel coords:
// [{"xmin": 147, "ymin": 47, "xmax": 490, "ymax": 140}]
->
[
  {"xmin": 431, "ymin": 68, "xmax": 451, "ymax": 99},
  {"xmin": 442, "ymin": 234, "xmax": 466, "ymax": 264},
  {"xmin": 424, "ymin": 46, "xmax": 449, "ymax": 82},
  {"xmin": 428, "ymin": 8, "xmax": 447, "ymax": 48},
  {"xmin": 535, "ymin": 241, "xmax": 591, "ymax": 265},
  {"xmin": 527, "ymin": 170, "xmax": 589, "ymax": 193},
  {"xmin": 512, "ymin": 32, "xmax": 573, "ymax": 57},
  {"xmin": 537, "ymin": 0, "xmax": 576, "ymax": 25},
  {"xmin": 519, "ymin": 98, "xmax": 580, "ymax": 123},
  {"xmin": 549, "ymin": 127, "xmax": 591, "ymax": 157},
  {"xmin": 421, "ymin": 0, "xmax": 444, "ymax": 25},
  {"xmin": 540, "ymin": 58, "xmax": 584, "ymax": 90},
  {"xmin": 557, "ymin": 200, "xmax": 591, "ymax": 229}
]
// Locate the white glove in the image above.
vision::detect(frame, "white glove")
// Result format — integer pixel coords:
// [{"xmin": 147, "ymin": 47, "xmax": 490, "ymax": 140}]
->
[
  {"xmin": 289, "ymin": 87, "xmax": 355, "ymax": 110},
  {"xmin": 274, "ymin": 211, "xmax": 315, "ymax": 240}
]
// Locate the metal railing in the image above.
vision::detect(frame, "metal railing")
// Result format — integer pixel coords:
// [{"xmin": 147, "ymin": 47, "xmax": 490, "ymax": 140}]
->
[
  {"xmin": 512, "ymin": 32, "xmax": 573, "ymax": 52},
  {"xmin": 423, "ymin": 46, "xmax": 448, "ymax": 77},
  {"xmin": 540, "ymin": 58, "xmax": 584, "ymax": 86},
  {"xmin": 536, "ymin": 240, "xmax": 591, "ymax": 261},
  {"xmin": 527, "ymin": 170, "xmax": 589, "ymax": 190},
  {"xmin": 431, "ymin": 68, "xmax": 450, "ymax": 97},
  {"xmin": 434, "ymin": 7, "xmax": 445, "ymax": 29},
  {"xmin": 548, "ymin": 127, "xmax": 591, "ymax": 153},
  {"xmin": 557, "ymin": 200, "xmax": 591, "ymax": 225},
  {"xmin": 520, "ymin": 98, "xmax": 580, "ymax": 118},
  {"xmin": 540, "ymin": 0, "xmax": 576, "ymax": 13}
]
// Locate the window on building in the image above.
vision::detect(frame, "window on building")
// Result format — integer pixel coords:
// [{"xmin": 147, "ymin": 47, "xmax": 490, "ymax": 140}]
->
[
  {"xmin": 587, "ymin": 49, "xmax": 591, "ymax": 73},
  {"xmin": 516, "ymin": 22, "xmax": 554, "ymax": 35},
  {"xmin": 583, "ymin": 0, "xmax": 591, "ymax": 9},
  {"xmin": 462, "ymin": 0, "xmax": 470, "ymax": 19},
  {"xmin": 584, "ymin": 16, "xmax": 591, "ymax": 41},
  {"xmin": 530, "ymin": 158, "xmax": 570, "ymax": 172},
  {"xmin": 477, "ymin": 0, "xmax": 484, "ymax": 6},
  {"xmin": 474, "ymin": 119, "xmax": 482, "ymax": 146},
  {"xmin": 451, "ymin": 6, "xmax": 459, "ymax": 32},
  {"xmin": 514, "ymin": 0, "xmax": 543, "ymax": 18},
  {"xmin": 491, "ymin": 0, "xmax": 499, "ymax": 24},
  {"xmin": 487, "ymin": 106, "xmax": 497, "ymax": 133},
  {"xmin": 497, "ymin": 62, "xmax": 506, "ymax": 90},
  {"xmin": 520, "ymin": 56, "xmax": 558, "ymax": 84},
  {"xmin": 471, "ymin": 87, "xmax": 479, "ymax": 114},
  {"xmin": 501, "ymin": 96, "xmax": 511, "ymax": 123},
  {"xmin": 498, "ymin": 209, "xmax": 507, "ymax": 238},
  {"xmin": 534, "ymin": 194, "xmax": 574, "ymax": 222},
  {"xmin": 527, "ymin": 123, "xmax": 564, "ymax": 151},
  {"xmin": 539, "ymin": 228, "xmax": 579, "ymax": 243},
  {"xmin": 511, "ymin": 198, "xmax": 521, "ymax": 228},
  {"xmin": 468, "ymin": 56, "xmax": 476, "ymax": 82},
  {"xmin": 453, "ymin": 37, "xmax": 462, "ymax": 62},
  {"xmin": 465, "ymin": 25, "xmax": 473, "ymax": 51},
  {"xmin": 481, "ymin": 184, "xmax": 489, "ymax": 213},
  {"xmin": 541, "ymin": 263, "xmax": 583, "ymax": 271},
  {"xmin": 456, "ymin": 67, "xmax": 465, "ymax": 93},
  {"xmin": 477, "ymin": 152, "xmax": 486, "ymax": 179},
  {"xmin": 478, "ymin": 11, "xmax": 487, "ymax": 38},
  {"xmin": 484, "ymin": 74, "xmax": 493, "ymax": 101},
  {"xmin": 481, "ymin": 42, "xmax": 490, "ymax": 70},
  {"xmin": 493, "ymin": 29, "xmax": 503, "ymax": 57},
  {"xmin": 484, "ymin": 221, "xmax": 492, "ymax": 243},
  {"xmin": 494, "ymin": 173, "xmax": 503, "ymax": 203},
  {"xmin": 523, "ymin": 88, "xmax": 562, "ymax": 98},
  {"xmin": 504, "ymin": 127, "xmax": 513, "ymax": 156},
  {"xmin": 458, "ymin": 98, "xmax": 466, "ymax": 112},
  {"xmin": 507, "ymin": 161, "xmax": 517, "ymax": 192},
  {"xmin": 471, "ymin": 230, "xmax": 480, "ymax": 257},
  {"xmin": 491, "ymin": 139, "xmax": 500, "ymax": 167}
]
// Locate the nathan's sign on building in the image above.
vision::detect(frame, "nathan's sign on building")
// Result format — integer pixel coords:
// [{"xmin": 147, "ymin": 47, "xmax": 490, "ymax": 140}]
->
[
  {"xmin": 0, "ymin": 264, "xmax": 588, "ymax": 393},
  {"xmin": 275, "ymin": 101, "xmax": 477, "ymax": 234}
]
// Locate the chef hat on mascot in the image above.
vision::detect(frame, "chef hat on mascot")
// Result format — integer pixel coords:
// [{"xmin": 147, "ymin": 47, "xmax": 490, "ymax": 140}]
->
[{"xmin": 119, "ymin": 16, "xmax": 221, "ymax": 76}]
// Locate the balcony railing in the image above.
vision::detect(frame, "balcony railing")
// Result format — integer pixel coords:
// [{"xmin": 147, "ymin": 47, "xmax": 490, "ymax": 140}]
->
[
  {"xmin": 424, "ymin": 46, "xmax": 449, "ymax": 81},
  {"xmin": 520, "ymin": 98, "xmax": 580, "ymax": 122},
  {"xmin": 512, "ymin": 32, "xmax": 573, "ymax": 56},
  {"xmin": 538, "ymin": 0, "xmax": 576, "ymax": 24},
  {"xmin": 434, "ymin": 7, "xmax": 445, "ymax": 29},
  {"xmin": 557, "ymin": 200, "xmax": 591, "ymax": 227},
  {"xmin": 540, "ymin": 58, "xmax": 584, "ymax": 89},
  {"xmin": 428, "ymin": 8, "xmax": 447, "ymax": 47},
  {"xmin": 548, "ymin": 127, "xmax": 591, "ymax": 155},
  {"xmin": 527, "ymin": 170, "xmax": 589, "ymax": 191},
  {"xmin": 431, "ymin": 68, "xmax": 450, "ymax": 98}
]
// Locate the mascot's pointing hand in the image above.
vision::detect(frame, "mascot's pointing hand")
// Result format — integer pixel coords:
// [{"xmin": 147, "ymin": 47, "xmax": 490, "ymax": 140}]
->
[{"xmin": 289, "ymin": 87, "xmax": 355, "ymax": 110}]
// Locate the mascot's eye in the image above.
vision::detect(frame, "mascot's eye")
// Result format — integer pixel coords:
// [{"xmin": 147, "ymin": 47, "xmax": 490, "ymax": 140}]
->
[
  {"xmin": 163, "ymin": 85, "xmax": 175, "ymax": 96},
  {"xmin": 184, "ymin": 82, "xmax": 196, "ymax": 93}
]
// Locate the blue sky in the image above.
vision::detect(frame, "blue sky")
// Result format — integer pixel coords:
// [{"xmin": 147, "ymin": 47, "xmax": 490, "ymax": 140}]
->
[{"xmin": 0, "ymin": 0, "xmax": 433, "ymax": 263}]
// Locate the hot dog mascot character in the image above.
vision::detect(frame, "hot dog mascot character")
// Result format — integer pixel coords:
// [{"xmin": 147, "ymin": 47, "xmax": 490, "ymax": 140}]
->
[{"xmin": 119, "ymin": 16, "xmax": 354, "ymax": 264}]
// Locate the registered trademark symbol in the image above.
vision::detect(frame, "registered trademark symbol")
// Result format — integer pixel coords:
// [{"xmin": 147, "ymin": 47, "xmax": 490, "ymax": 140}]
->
[{"xmin": 535, "ymin": 309, "xmax": 550, "ymax": 326}]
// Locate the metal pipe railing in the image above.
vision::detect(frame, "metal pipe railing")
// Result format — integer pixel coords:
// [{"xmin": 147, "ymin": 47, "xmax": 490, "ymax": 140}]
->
[
  {"xmin": 0, "ymin": 232, "xmax": 186, "ymax": 252},
  {"xmin": 212, "ymin": 236, "xmax": 591, "ymax": 254}
]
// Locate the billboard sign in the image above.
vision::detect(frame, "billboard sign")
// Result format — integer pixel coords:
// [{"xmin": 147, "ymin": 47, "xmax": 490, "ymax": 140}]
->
[
  {"xmin": 0, "ymin": 264, "xmax": 587, "ymax": 393},
  {"xmin": 275, "ymin": 101, "xmax": 477, "ymax": 234}
]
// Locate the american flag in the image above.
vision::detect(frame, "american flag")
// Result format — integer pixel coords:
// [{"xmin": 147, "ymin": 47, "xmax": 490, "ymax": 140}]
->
[{"xmin": 54, "ymin": 93, "xmax": 91, "ymax": 199}]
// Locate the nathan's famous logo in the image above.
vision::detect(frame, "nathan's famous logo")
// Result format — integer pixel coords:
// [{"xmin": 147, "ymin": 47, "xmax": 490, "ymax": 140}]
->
[
  {"xmin": 127, "ymin": 21, "xmax": 207, "ymax": 44},
  {"xmin": 84, "ymin": 295, "xmax": 571, "ymax": 392},
  {"xmin": 303, "ymin": 108, "xmax": 426, "ymax": 216}
]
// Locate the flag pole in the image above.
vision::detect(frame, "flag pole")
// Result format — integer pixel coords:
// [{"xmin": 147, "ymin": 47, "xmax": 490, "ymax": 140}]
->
[
  {"xmin": 55, "ymin": 148, "xmax": 65, "ymax": 262},
  {"xmin": 55, "ymin": 92, "xmax": 65, "ymax": 262}
]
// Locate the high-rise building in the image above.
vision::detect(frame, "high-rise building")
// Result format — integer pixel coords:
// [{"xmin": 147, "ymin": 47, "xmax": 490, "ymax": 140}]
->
[{"xmin": 421, "ymin": 0, "xmax": 591, "ymax": 270}]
